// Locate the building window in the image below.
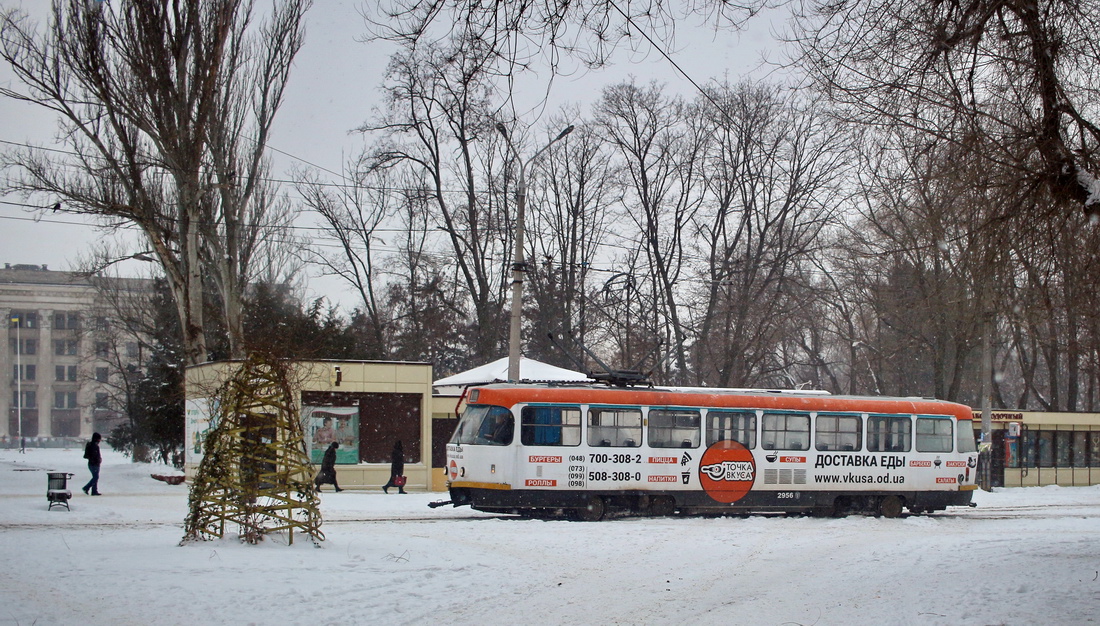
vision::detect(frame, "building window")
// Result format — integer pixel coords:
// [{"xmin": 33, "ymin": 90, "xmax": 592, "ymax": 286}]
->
[
  {"xmin": 95, "ymin": 393, "xmax": 109, "ymax": 409},
  {"xmin": 815, "ymin": 414, "xmax": 862, "ymax": 451},
  {"xmin": 53, "ymin": 312, "xmax": 80, "ymax": 329},
  {"xmin": 55, "ymin": 365, "xmax": 78, "ymax": 382},
  {"xmin": 1055, "ymin": 431, "xmax": 1073, "ymax": 467},
  {"xmin": 762, "ymin": 412, "xmax": 810, "ymax": 451},
  {"xmin": 12, "ymin": 364, "xmax": 36, "ymax": 381},
  {"xmin": 54, "ymin": 340, "xmax": 78, "ymax": 356},
  {"xmin": 9, "ymin": 311, "xmax": 38, "ymax": 328},
  {"xmin": 96, "ymin": 367, "xmax": 109, "ymax": 383},
  {"xmin": 1037, "ymin": 431, "xmax": 1054, "ymax": 466},
  {"xmin": 867, "ymin": 415, "xmax": 912, "ymax": 452},
  {"xmin": 1072, "ymin": 431, "xmax": 1088, "ymax": 468},
  {"xmin": 9, "ymin": 338, "xmax": 37, "ymax": 355},
  {"xmin": 14, "ymin": 390, "xmax": 37, "ymax": 408},
  {"xmin": 588, "ymin": 407, "xmax": 642, "ymax": 447},
  {"xmin": 915, "ymin": 417, "xmax": 954, "ymax": 453},
  {"xmin": 520, "ymin": 405, "xmax": 581, "ymax": 446},
  {"xmin": 648, "ymin": 408, "xmax": 700, "ymax": 448},
  {"xmin": 706, "ymin": 410, "xmax": 756, "ymax": 448},
  {"xmin": 96, "ymin": 316, "xmax": 109, "ymax": 331},
  {"xmin": 95, "ymin": 342, "xmax": 109, "ymax": 358},
  {"xmin": 54, "ymin": 391, "xmax": 78, "ymax": 409},
  {"xmin": 126, "ymin": 342, "xmax": 140, "ymax": 359}
]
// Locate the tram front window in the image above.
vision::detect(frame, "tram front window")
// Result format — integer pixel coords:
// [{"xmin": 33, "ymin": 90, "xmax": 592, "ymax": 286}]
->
[{"xmin": 451, "ymin": 404, "xmax": 514, "ymax": 446}]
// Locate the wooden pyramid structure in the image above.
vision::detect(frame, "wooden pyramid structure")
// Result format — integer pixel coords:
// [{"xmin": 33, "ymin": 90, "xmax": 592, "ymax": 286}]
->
[{"xmin": 182, "ymin": 354, "xmax": 324, "ymax": 545}]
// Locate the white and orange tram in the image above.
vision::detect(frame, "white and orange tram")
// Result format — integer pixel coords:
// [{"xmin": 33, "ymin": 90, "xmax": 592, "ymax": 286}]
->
[{"xmin": 443, "ymin": 384, "xmax": 979, "ymax": 520}]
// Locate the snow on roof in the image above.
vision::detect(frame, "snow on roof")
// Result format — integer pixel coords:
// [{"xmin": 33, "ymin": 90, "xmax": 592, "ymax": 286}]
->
[{"xmin": 433, "ymin": 356, "xmax": 590, "ymax": 391}]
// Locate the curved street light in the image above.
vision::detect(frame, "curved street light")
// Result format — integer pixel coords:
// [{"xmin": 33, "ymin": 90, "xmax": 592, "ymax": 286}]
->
[{"xmin": 497, "ymin": 123, "xmax": 575, "ymax": 382}]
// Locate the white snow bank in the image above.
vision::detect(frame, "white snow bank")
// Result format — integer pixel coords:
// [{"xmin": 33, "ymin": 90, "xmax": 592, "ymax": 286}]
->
[{"xmin": 2, "ymin": 448, "xmax": 1099, "ymax": 625}]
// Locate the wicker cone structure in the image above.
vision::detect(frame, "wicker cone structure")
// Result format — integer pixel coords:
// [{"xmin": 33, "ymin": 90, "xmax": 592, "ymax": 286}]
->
[{"xmin": 182, "ymin": 355, "xmax": 324, "ymax": 545}]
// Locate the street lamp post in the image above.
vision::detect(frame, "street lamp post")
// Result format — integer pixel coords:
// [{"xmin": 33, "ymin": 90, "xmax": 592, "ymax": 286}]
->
[
  {"xmin": 11, "ymin": 314, "xmax": 23, "ymax": 452},
  {"xmin": 497, "ymin": 123, "xmax": 574, "ymax": 382}
]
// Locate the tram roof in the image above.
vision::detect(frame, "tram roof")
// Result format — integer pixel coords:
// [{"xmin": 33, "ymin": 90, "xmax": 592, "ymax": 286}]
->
[{"xmin": 466, "ymin": 383, "xmax": 972, "ymax": 419}]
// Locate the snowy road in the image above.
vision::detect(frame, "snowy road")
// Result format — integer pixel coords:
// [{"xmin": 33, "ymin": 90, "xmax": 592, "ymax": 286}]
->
[{"xmin": 2, "ymin": 448, "xmax": 1098, "ymax": 625}]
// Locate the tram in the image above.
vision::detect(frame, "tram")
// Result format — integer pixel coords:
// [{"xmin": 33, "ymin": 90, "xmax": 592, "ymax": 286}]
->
[{"xmin": 443, "ymin": 383, "xmax": 979, "ymax": 520}]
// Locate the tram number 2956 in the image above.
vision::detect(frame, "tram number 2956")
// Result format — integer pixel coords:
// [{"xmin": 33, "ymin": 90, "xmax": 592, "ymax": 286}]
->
[
  {"xmin": 589, "ymin": 453, "xmax": 642, "ymax": 464},
  {"xmin": 589, "ymin": 471, "xmax": 642, "ymax": 482}
]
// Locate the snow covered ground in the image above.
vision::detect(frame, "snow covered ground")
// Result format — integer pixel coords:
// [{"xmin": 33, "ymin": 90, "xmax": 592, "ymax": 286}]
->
[{"xmin": 2, "ymin": 447, "xmax": 1098, "ymax": 626}]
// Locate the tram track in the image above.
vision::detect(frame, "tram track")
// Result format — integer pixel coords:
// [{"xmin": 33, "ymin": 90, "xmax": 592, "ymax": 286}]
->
[{"xmin": 4, "ymin": 501, "xmax": 1095, "ymax": 531}]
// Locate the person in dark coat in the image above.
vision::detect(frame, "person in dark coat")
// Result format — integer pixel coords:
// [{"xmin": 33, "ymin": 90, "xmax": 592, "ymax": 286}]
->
[
  {"xmin": 82, "ymin": 432, "xmax": 102, "ymax": 495},
  {"xmin": 382, "ymin": 440, "xmax": 406, "ymax": 494},
  {"xmin": 314, "ymin": 441, "xmax": 343, "ymax": 492}
]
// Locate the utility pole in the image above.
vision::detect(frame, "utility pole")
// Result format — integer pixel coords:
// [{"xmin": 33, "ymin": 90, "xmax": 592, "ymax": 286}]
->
[
  {"xmin": 979, "ymin": 314, "xmax": 993, "ymax": 490},
  {"xmin": 497, "ymin": 123, "xmax": 575, "ymax": 383}
]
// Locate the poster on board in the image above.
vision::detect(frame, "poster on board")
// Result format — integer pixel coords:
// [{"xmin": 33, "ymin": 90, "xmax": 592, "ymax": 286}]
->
[
  {"xmin": 184, "ymin": 397, "xmax": 217, "ymax": 465},
  {"xmin": 303, "ymin": 406, "xmax": 359, "ymax": 464}
]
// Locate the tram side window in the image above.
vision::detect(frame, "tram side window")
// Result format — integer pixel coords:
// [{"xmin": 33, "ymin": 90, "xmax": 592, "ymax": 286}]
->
[
  {"xmin": 648, "ymin": 409, "xmax": 700, "ymax": 448},
  {"xmin": 867, "ymin": 415, "xmax": 912, "ymax": 452},
  {"xmin": 521, "ymin": 406, "xmax": 581, "ymax": 446},
  {"xmin": 761, "ymin": 413, "xmax": 810, "ymax": 451},
  {"xmin": 915, "ymin": 417, "xmax": 953, "ymax": 453},
  {"xmin": 957, "ymin": 420, "xmax": 977, "ymax": 453},
  {"xmin": 706, "ymin": 410, "xmax": 756, "ymax": 448},
  {"xmin": 450, "ymin": 404, "xmax": 514, "ymax": 446},
  {"xmin": 815, "ymin": 414, "xmax": 861, "ymax": 451},
  {"xmin": 588, "ymin": 407, "xmax": 642, "ymax": 447}
]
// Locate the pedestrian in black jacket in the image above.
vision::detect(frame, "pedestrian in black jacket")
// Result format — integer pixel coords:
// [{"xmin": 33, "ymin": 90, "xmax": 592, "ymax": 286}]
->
[
  {"xmin": 82, "ymin": 432, "xmax": 102, "ymax": 495},
  {"xmin": 382, "ymin": 440, "xmax": 406, "ymax": 494},
  {"xmin": 314, "ymin": 442, "xmax": 343, "ymax": 492}
]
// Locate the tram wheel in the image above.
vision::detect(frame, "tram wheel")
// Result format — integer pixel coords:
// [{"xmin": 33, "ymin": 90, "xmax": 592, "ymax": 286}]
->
[
  {"xmin": 574, "ymin": 495, "xmax": 606, "ymax": 522},
  {"xmin": 879, "ymin": 495, "xmax": 903, "ymax": 518}
]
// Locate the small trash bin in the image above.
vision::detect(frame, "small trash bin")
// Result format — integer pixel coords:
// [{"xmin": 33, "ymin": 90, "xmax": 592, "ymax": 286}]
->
[{"xmin": 47, "ymin": 472, "xmax": 74, "ymax": 511}]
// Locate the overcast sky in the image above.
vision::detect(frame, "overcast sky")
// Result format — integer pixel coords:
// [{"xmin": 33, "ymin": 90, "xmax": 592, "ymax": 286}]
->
[{"xmin": 0, "ymin": 1, "xmax": 785, "ymax": 306}]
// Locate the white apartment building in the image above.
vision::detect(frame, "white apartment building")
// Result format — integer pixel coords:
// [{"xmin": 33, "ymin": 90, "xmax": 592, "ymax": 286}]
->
[{"xmin": 2, "ymin": 263, "xmax": 151, "ymax": 445}]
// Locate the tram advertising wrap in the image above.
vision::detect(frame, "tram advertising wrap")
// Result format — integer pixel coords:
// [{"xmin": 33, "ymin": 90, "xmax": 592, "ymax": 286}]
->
[{"xmin": 443, "ymin": 384, "xmax": 978, "ymax": 520}]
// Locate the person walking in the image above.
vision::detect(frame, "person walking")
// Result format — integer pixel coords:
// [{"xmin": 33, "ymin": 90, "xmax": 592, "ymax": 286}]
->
[
  {"xmin": 82, "ymin": 432, "xmax": 102, "ymax": 495},
  {"xmin": 314, "ymin": 441, "xmax": 343, "ymax": 492},
  {"xmin": 382, "ymin": 440, "xmax": 406, "ymax": 494}
]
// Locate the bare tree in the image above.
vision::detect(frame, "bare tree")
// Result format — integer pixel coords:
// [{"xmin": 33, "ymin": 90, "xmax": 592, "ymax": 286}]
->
[
  {"xmin": 367, "ymin": 0, "xmax": 768, "ymax": 79},
  {"xmin": 788, "ymin": 0, "xmax": 1100, "ymax": 218},
  {"xmin": 298, "ymin": 160, "xmax": 396, "ymax": 358},
  {"xmin": 837, "ymin": 130, "xmax": 1012, "ymax": 402},
  {"xmin": 524, "ymin": 115, "xmax": 617, "ymax": 367},
  {"xmin": 691, "ymin": 80, "xmax": 845, "ymax": 387},
  {"xmin": 366, "ymin": 42, "xmax": 511, "ymax": 363},
  {"xmin": 1000, "ymin": 207, "xmax": 1100, "ymax": 411},
  {"xmin": 596, "ymin": 80, "xmax": 706, "ymax": 383},
  {"xmin": 0, "ymin": 0, "xmax": 311, "ymax": 365},
  {"xmin": 384, "ymin": 179, "xmax": 470, "ymax": 372}
]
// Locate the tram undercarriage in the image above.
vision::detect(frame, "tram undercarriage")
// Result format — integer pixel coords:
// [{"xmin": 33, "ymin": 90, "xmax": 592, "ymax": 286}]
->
[{"xmin": 446, "ymin": 486, "xmax": 975, "ymax": 521}]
